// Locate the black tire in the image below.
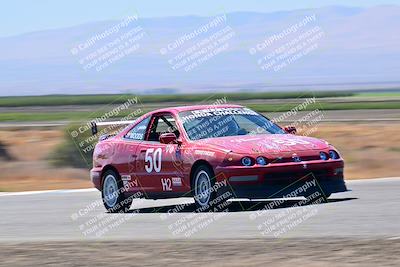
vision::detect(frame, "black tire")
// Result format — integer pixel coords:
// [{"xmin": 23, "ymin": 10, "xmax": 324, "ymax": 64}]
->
[
  {"xmin": 192, "ymin": 165, "xmax": 217, "ymax": 211},
  {"xmin": 101, "ymin": 170, "xmax": 133, "ymax": 213}
]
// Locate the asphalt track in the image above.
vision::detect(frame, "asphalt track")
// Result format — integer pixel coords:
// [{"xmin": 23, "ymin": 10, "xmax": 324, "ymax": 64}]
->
[{"xmin": 1, "ymin": 177, "xmax": 399, "ymax": 242}]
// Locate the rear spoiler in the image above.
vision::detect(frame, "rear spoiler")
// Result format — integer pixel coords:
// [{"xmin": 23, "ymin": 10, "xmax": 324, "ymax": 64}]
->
[{"xmin": 90, "ymin": 120, "xmax": 135, "ymax": 135}]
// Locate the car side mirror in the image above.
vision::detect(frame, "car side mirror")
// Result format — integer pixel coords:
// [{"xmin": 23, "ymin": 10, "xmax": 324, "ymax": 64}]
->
[
  {"xmin": 284, "ymin": 126, "xmax": 297, "ymax": 134},
  {"xmin": 159, "ymin": 132, "xmax": 178, "ymax": 144}
]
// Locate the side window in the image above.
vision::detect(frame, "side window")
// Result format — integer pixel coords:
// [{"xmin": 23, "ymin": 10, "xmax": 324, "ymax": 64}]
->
[
  {"xmin": 147, "ymin": 114, "xmax": 180, "ymax": 142},
  {"xmin": 125, "ymin": 117, "xmax": 150, "ymax": 140}
]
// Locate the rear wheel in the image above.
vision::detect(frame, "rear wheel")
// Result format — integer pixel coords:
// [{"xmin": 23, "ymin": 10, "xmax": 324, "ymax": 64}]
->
[
  {"xmin": 192, "ymin": 165, "xmax": 216, "ymax": 211},
  {"xmin": 101, "ymin": 170, "xmax": 132, "ymax": 213}
]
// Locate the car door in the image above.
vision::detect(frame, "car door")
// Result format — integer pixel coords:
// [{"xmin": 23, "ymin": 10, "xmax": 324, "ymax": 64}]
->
[
  {"xmin": 114, "ymin": 116, "xmax": 150, "ymax": 192},
  {"xmin": 135, "ymin": 112, "xmax": 186, "ymax": 195}
]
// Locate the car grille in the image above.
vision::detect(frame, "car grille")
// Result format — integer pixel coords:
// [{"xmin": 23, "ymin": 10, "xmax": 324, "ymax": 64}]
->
[{"xmin": 270, "ymin": 155, "xmax": 321, "ymax": 164}]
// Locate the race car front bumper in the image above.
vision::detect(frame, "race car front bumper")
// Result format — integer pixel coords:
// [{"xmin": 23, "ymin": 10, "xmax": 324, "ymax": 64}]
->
[{"xmin": 215, "ymin": 159, "xmax": 347, "ymax": 199}]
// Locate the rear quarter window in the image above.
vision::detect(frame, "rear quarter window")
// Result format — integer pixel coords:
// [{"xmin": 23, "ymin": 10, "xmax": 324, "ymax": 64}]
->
[{"xmin": 125, "ymin": 117, "xmax": 150, "ymax": 140}]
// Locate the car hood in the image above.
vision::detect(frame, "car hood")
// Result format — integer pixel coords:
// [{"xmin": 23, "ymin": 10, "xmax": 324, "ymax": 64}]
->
[{"xmin": 202, "ymin": 134, "xmax": 329, "ymax": 154}]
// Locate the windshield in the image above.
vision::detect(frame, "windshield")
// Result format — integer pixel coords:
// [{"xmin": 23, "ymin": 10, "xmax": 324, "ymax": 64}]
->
[{"xmin": 179, "ymin": 107, "xmax": 285, "ymax": 140}]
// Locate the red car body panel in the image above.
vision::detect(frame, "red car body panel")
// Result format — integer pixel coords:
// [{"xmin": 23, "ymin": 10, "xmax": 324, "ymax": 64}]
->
[{"xmin": 90, "ymin": 104, "xmax": 347, "ymax": 199}]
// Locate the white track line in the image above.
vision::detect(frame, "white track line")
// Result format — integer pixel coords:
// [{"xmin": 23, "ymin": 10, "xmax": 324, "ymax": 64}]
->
[
  {"xmin": 0, "ymin": 188, "xmax": 97, "ymax": 197},
  {"xmin": 0, "ymin": 177, "xmax": 398, "ymax": 197},
  {"xmin": 346, "ymin": 177, "xmax": 400, "ymax": 184}
]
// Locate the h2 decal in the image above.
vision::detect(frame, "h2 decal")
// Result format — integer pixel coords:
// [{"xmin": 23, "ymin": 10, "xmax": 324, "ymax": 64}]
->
[
  {"xmin": 145, "ymin": 148, "xmax": 162, "ymax": 173},
  {"xmin": 161, "ymin": 178, "xmax": 172, "ymax": 191}
]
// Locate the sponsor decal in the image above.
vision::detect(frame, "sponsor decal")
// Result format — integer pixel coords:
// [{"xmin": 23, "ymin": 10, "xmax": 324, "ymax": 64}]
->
[
  {"xmin": 126, "ymin": 132, "xmax": 143, "ymax": 140},
  {"xmin": 121, "ymin": 175, "xmax": 131, "ymax": 181},
  {"xmin": 122, "ymin": 177, "xmax": 139, "ymax": 188},
  {"xmin": 180, "ymin": 108, "xmax": 258, "ymax": 123},
  {"xmin": 194, "ymin": 150, "xmax": 215, "ymax": 157},
  {"xmin": 175, "ymin": 149, "xmax": 183, "ymax": 161},
  {"xmin": 165, "ymin": 144, "xmax": 175, "ymax": 154},
  {"xmin": 230, "ymin": 137, "xmax": 261, "ymax": 143},
  {"xmin": 272, "ymin": 138, "xmax": 311, "ymax": 146},
  {"xmin": 172, "ymin": 177, "xmax": 183, "ymax": 186}
]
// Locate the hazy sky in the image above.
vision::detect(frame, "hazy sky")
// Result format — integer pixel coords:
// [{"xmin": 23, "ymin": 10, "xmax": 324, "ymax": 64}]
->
[{"xmin": 1, "ymin": 0, "xmax": 399, "ymax": 37}]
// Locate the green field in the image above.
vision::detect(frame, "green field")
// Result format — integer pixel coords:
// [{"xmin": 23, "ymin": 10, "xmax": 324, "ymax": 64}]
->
[
  {"xmin": 354, "ymin": 92, "xmax": 400, "ymax": 98},
  {"xmin": 1, "ymin": 101, "xmax": 399, "ymax": 122},
  {"xmin": 0, "ymin": 90, "xmax": 399, "ymax": 122},
  {"xmin": 0, "ymin": 91, "xmax": 354, "ymax": 107}
]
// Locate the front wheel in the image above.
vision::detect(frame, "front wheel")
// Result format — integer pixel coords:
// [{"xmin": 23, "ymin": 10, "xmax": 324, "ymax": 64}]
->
[
  {"xmin": 192, "ymin": 165, "xmax": 216, "ymax": 211},
  {"xmin": 101, "ymin": 170, "xmax": 132, "ymax": 213}
]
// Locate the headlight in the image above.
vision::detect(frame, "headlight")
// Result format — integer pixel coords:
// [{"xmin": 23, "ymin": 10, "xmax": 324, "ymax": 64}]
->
[
  {"xmin": 329, "ymin": 150, "xmax": 339, "ymax": 159},
  {"xmin": 320, "ymin": 152, "xmax": 328, "ymax": 160},
  {"xmin": 241, "ymin": 157, "xmax": 254, "ymax": 166},
  {"xmin": 256, "ymin": 156, "xmax": 268, "ymax": 165}
]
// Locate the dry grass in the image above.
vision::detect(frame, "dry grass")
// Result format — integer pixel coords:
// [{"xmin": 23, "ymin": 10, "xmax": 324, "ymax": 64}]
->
[
  {"xmin": 0, "ymin": 129, "xmax": 90, "ymax": 191},
  {"xmin": 309, "ymin": 123, "xmax": 400, "ymax": 179},
  {"xmin": 0, "ymin": 123, "xmax": 399, "ymax": 191}
]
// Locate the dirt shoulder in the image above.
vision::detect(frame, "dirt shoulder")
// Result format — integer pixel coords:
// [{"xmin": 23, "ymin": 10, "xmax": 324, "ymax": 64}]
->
[
  {"xmin": 0, "ymin": 129, "xmax": 91, "ymax": 191},
  {"xmin": 0, "ymin": 238, "xmax": 399, "ymax": 267}
]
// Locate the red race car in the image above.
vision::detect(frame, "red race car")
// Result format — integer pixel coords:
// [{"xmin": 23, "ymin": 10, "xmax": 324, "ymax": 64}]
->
[{"xmin": 90, "ymin": 105, "xmax": 347, "ymax": 212}]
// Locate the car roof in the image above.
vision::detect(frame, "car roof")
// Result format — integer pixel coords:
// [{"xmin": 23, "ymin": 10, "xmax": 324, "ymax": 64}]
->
[{"xmin": 149, "ymin": 104, "xmax": 245, "ymax": 114}]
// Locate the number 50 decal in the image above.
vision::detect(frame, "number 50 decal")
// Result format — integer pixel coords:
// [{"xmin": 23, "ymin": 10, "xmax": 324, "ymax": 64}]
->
[{"xmin": 145, "ymin": 148, "xmax": 162, "ymax": 173}]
